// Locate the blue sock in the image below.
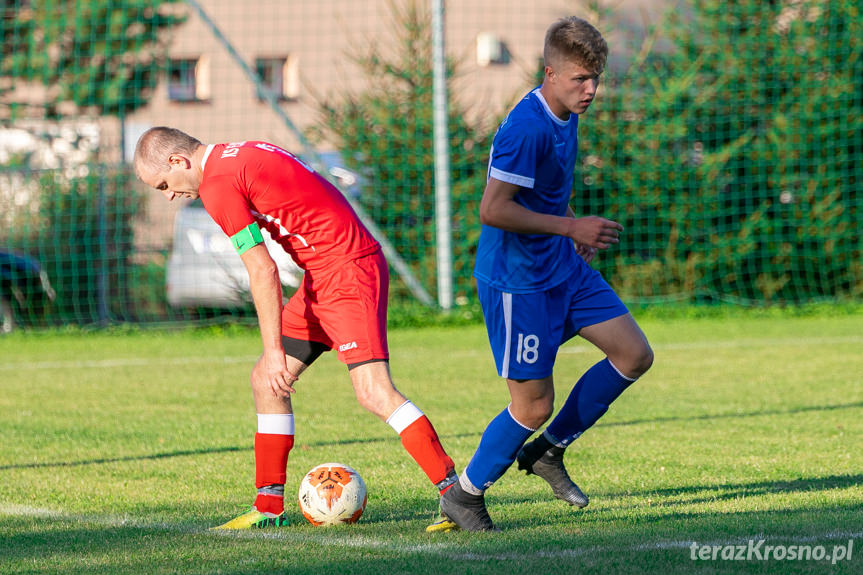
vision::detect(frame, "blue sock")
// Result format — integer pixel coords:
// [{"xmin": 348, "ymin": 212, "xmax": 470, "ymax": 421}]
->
[
  {"xmin": 463, "ymin": 406, "xmax": 535, "ymax": 493},
  {"xmin": 546, "ymin": 358, "xmax": 636, "ymax": 446}
]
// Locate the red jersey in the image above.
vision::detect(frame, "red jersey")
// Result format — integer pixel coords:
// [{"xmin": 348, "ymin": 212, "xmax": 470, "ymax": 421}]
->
[{"xmin": 198, "ymin": 141, "xmax": 380, "ymax": 273}]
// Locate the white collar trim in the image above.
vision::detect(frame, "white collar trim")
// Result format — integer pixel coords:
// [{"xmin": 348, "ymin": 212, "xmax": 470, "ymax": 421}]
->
[
  {"xmin": 533, "ymin": 88, "xmax": 571, "ymax": 126},
  {"xmin": 201, "ymin": 144, "xmax": 215, "ymax": 170}
]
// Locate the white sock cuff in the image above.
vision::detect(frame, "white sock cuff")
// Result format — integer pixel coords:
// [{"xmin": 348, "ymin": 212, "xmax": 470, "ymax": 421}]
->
[
  {"xmin": 459, "ymin": 473, "xmax": 484, "ymax": 496},
  {"xmin": 608, "ymin": 358, "xmax": 638, "ymax": 382},
  {"xmin": 257, "ymin": 413, "xmax": 295, "ymax": 435},
  {"xmin": 386, "ymin": 400, "xmax": 424, "ymax": 434},
  {"xmin": 506, "ymin": 404, "xmax": 538, "ymax": 432}
]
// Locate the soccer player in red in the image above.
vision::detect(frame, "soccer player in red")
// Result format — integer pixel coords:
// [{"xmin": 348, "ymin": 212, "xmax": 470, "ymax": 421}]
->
[{"xmin": 134, "ymin": 127, "xmax": 457, "ymax": 529}]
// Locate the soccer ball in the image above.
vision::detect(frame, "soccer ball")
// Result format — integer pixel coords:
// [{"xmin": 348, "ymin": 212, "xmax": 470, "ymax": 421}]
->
[{"xmin": 298, "ymin": 462, "xmax": 367, "ymax": 526}]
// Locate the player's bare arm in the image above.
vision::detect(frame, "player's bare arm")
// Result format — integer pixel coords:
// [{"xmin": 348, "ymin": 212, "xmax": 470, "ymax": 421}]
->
[
  {"xmin": 480, "ymin": 177, "xmax": 623, "ymax": 249},
  {"xmin": 240, "ymin": 243, "xmax": 298, "ymax": 398}
]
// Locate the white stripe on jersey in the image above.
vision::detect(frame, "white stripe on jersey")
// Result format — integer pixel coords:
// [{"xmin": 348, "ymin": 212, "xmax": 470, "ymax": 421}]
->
[
  {"xmin": 489, "ymin": 166, "xmax": 534, "ymax": 188},
  {"xmin": 250, "ymin": 209, "xmax": 313, "ymax": 249}
]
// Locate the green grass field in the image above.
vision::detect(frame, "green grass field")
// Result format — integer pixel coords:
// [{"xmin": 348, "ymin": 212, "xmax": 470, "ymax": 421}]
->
[{"xmin": 1, "ymin": 314, "xmax": 861, "ymax": 574}]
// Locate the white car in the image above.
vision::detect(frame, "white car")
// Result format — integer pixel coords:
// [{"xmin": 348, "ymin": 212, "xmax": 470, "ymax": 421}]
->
[{"xmin": 165, "ymin": 200, "xmax": 303, "ymax": 309}]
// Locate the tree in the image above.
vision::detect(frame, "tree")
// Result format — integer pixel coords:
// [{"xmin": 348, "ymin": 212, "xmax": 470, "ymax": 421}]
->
[
  {"xmin": 578, "ymin": 0, "xmax": 863, "ymax": 303},
  {"xmin": 308, "ymin": 0, "xmax": 499, "ymax": 301},
  {"xmin": 0, "ymin": 1, "xmax": 186, "ymax": 328},
  {"xmin": 0, "ymin": 0, "xmax": 185, "ymax": 118}
]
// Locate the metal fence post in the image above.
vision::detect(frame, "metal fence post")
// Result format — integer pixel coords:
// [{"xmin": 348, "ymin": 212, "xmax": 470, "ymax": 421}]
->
[{"xmin": 431, "ymin": 0, "xmax": 453, "ymax": 310}]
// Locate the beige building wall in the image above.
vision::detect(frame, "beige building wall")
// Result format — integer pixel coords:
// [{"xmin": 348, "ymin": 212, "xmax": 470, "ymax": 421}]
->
[
  {"xmin": 128, "ymin": 0, "xmax": 668, "ymax": 148},
  {"xmin": 126, "ymin": 0, "xmax": 669, "ymax": 249}
]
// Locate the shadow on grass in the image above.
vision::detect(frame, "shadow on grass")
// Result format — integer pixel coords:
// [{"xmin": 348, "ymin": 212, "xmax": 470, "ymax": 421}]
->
[
  {"xmin": 496, "ymin": 496, "xmax": 863, "ymax": 550},
  {"xmin": 484, "ymin": 473, "xmax": 863, "ymax": 547},
  {"xmin": 606, "ymin": 472, "xmax": 863, "ymax": 500},
  {"xmin": 496, "ymin": 472, "xmax": 863, "ymax": 520},
  {"xmin": 2, "ymin": 400, "xmax": 860, "ymax": 472},
  {"xmin": 0, "ymin": 433, "xmax": 436, "ymax": 471},
  {"xmin": 600, "ymin": 400, "xmax": 863, "ymax": 429}
]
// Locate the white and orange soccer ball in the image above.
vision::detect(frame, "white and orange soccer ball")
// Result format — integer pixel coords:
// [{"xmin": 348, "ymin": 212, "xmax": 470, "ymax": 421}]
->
[{"xmin": 298, "ymin": 463, "xmax": 367, "ymax": 526}]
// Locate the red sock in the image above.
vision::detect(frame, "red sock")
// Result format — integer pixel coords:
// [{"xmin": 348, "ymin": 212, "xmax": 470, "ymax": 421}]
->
[
  {"xmin": 253, "ymin": 432, "xmax": 294, "ymax": 514},
  {"xmin": 399, "ymin": 415, "xmax": 455, "ymax": 489}
]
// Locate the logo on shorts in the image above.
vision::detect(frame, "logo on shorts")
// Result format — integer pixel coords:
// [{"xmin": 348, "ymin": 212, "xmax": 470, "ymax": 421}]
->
[{"xmin": 338, "ymin": 341, "xmax": 358, "ymax": 352}]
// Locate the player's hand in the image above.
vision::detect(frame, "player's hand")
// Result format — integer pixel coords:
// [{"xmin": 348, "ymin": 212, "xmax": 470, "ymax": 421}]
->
[
  {"xmin": 575, "ymin": 243, "xmax": 598, "ymax": 264},
  {"xmin": 254, "ymin": 350, "xmax": 298, "ymax": 398},
  {"xmin": 567, "ymin": 216, "xmax": 623, "ymax": 249}
]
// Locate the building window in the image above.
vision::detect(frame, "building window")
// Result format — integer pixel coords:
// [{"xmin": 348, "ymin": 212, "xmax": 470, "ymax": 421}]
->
[
  {"xmin": 476, "ymin": 32, "xmax": 511, "ymax": 66},
  {"xmin": 255, "ymin": 56, "xmax": 299, "ymax": 102},
  {"xmin": 167, "ymin": 57, "xmax": 210, "ymax": 102}
]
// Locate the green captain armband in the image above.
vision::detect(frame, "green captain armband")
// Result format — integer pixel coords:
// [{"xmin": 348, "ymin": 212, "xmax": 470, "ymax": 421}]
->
[{"xmin": 230, "ymin": 223, "xmax": 264, "ymax": 255}]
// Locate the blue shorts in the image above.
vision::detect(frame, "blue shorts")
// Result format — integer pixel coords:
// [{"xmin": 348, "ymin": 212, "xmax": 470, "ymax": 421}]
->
[{"xmin": 477, "ymin": 265, "xmax": 629, "ymax": 380}]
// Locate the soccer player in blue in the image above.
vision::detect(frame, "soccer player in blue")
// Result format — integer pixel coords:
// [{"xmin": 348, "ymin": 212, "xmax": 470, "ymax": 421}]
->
[{"xmin": 438, "ymin": 16, "xmax": 654, "ymax": 531}]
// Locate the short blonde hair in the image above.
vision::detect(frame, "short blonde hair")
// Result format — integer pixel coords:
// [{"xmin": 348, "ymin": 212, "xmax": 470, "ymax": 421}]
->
[
  {"xmin": 543, "ymin": 17, "xmax": 608, "ymax": 74},
  {"xmin": 133, "ymin": 126, "xmax": 202, "ymax": 179}
]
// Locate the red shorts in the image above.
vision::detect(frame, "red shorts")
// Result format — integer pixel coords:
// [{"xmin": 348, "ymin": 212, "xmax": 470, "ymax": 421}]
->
[{"xmin": 281, "ymin": 249, "xmax": 389, "ymax": 364}]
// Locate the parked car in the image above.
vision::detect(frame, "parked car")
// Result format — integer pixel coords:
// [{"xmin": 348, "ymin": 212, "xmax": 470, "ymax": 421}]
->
[
  {"xmin": 165, "ymin": 200, "xmax": 303, "ymax": 309},
  {"xmin": 0, "ymin": 250, "xmax": 56, "ymax": 333},
  {"xmin": 316, "ymin": 150, "xmax": 367, "ymax": 199}
]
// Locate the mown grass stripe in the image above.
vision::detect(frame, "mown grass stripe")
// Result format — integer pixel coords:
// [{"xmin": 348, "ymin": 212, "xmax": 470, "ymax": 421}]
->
[
  {"xmin": 4, "ymin": 334, "xmax": 863, "ymax": 371},
  {"xmin": 1, "ymin": 504, "xmax": 859, "ymax": 562}
]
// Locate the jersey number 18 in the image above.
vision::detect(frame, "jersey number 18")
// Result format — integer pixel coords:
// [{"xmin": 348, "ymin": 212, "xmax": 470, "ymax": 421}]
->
[{"xmin": 516, "ymin": 333, "xmax": 539, "ymax": 364}]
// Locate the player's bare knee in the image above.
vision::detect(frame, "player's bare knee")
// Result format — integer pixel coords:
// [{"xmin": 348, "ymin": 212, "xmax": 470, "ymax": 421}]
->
[
  {"xmin": 354, "ymin": 385, "xmax": 397, "ymax": 420},
  {"xmin": 609, "ymin": 342, "xmax": 653, "ymax": 380},
  {"xmin": 353, "ymin": 387, "xmax": 376, "ymax": 412},
  {"xmin": 634, "ymin": 343, "xmax": 654, "ymax": 377},
  {"xmin": 538, "ymin": 397, "xmax": 555, "ymax": 423},
  {"xmin": 623, "ymin": 343, "xmax": 654, "ymax": 379},
  {"xmin": 531, "ymin": 406, "xmax": 554, "ymax": 429},
  {"xmin": 249, "ymin": 361, "xmax": 264, "ymax": 390},
  {"xmin": 249, "ymin": 373, "xmax": 267, "ymax": 395},
  {"xmin": 514, "ymin": 399, "xmax": 553, "ymax": 429}
]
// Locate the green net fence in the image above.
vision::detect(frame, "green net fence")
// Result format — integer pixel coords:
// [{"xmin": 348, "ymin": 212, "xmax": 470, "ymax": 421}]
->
[{"xmin": 0, "ymin": 0, "xmax": 861, "ymax": 330}]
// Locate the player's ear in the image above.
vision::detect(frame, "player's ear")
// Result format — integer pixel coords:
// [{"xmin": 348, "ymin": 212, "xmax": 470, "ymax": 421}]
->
[{"xmin": 168, "ymin": 153, "xmax": 191, "ymax": 169}]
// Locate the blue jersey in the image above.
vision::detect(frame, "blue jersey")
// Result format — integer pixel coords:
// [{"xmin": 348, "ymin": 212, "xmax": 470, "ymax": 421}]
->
[{"xmin": 473, "ymin": 87, "xmax": 580, "ymax": 293}]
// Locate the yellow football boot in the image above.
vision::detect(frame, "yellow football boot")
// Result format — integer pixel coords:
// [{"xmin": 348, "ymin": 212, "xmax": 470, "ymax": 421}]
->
[{"xmin": 211, "ymin": 507, "xmax": 289, "ymax": 530}]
